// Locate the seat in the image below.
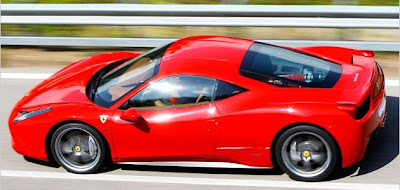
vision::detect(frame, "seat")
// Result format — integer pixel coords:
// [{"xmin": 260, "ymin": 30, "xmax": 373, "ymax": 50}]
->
[{"xmin": 251, "ymin": 53, "xmax": 273, "ymax": 76}]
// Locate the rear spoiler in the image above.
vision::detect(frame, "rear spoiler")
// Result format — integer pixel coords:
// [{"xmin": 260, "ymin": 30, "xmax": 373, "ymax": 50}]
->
[
  {"xmin": 351, "ymin": 50, "xmax": 374, "ymax": 65},
  {"xmin": 296, "ymin": 46, "xmax": 374, "ymax": 66},
  {"xmin": 337, "ymin": 52, "xmax": 379, "ymax": 108}
]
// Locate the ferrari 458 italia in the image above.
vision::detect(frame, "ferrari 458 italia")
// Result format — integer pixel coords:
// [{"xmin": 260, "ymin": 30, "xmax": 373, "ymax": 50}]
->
[{"xmin": 8, "ymin": 36, "xmax": 386, "ymax": 181}]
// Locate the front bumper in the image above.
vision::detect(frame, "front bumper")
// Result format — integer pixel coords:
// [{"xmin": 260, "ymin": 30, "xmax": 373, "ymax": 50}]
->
[{"xmin": 8, "ymin": 108, "xmax": 55, "ymax": 162}]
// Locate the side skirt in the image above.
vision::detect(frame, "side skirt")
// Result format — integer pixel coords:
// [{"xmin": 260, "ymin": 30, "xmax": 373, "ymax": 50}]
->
[{"xmin": 115, "ymin": 161, "xmax": 271, "ymax": 169}]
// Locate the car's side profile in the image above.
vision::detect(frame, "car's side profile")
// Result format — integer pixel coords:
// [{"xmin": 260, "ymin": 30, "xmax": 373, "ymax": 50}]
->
[{"xmin": 8, "ymin": 36, "xmax": 386, "ymax": 181}]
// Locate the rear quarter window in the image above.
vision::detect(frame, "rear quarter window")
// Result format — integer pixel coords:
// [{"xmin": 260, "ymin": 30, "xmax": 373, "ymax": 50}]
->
[
  {"xmin": 239, "ymin": 42, "xmax": 342, "ymax": 88},
  {"xmin": 215, "ymin": 80, "xmax": 247, "ymax": 101}
]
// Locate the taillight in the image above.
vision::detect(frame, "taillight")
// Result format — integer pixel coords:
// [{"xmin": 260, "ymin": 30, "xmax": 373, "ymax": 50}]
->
[{"xmin": 372, "ymin": 64, "xmax": 384, "ymax": 101}]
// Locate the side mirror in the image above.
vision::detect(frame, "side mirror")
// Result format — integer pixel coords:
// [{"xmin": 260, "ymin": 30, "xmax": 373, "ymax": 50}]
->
[{"xmin": 121, "ymin": 108, "xmax": 138, "ymax": 122}]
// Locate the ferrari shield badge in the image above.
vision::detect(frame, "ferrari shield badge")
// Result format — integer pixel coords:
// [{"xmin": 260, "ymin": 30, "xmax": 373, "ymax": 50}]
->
[{"xmin": 100, "ymin": 115, "xmax": 108, "ymax": 124}]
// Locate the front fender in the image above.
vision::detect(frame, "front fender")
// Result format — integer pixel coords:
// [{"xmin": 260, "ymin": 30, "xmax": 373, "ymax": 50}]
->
[{"xmin": 9, "ymin": 103, "xmax": 117, "ymax": 162}]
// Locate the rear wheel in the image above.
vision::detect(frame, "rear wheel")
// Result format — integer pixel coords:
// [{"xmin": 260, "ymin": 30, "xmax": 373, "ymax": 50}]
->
[
  {"xmin": 275, "ymin": 125, "xmax": 338, "ymax": 181},
  {"xmin": 51, "ymin": 123, "xmax": 106, "ymax": 174}
]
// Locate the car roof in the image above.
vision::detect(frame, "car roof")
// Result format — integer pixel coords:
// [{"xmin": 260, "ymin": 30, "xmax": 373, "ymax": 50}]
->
[{"xmin": 158, "ymin": 36, "xmax": 254, "ymax": 82}]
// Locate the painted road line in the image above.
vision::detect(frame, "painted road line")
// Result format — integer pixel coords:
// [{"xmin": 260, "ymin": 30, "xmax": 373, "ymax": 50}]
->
[
  {"xmin": 1, "ymin": 170, "xmax": 399, "ymax": 190},
  {"xmin": 1, "ymin": 72, "xmax": 399, "ymax": 87},
  {"xmin": 385, "ymin": 79, "xmax": 399, "ymax": 86}
]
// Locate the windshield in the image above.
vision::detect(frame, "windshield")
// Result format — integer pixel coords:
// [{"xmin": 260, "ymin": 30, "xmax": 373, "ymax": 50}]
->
[{"xmin": 92, "ymin": 44, "xmax": 171, "ymax": 108}]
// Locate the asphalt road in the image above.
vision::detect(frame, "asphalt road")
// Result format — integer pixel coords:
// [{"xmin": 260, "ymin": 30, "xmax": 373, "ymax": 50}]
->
[{"xmin": 0, "ymin": 71, "xmax": 399, "ymax": 190}]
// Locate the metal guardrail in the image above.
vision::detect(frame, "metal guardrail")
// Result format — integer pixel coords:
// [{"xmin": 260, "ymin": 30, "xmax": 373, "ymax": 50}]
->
[
  {"xmin": 3, "ymin": 16, "xmax": 398, "ymax": 28},
  {"xmin": 2, "ymin": 36, "xmax": 399, "ymax": 52},
  {"xmin": 2, "ymin": 4, "xmax": 399, "ymax": 18},
  {"xmin": 1, "ymin": 4, "xmax": 399, "ymax": 51}
]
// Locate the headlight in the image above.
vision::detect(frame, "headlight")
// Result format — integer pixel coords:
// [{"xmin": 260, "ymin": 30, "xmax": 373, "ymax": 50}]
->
[{"xmin": 14, "ymin": 108, "xmax": 52, "ymax": 122}]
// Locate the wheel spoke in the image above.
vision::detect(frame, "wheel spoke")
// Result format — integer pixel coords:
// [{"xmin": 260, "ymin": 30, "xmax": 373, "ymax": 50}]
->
[
  {"xmin": 68, "ymin": 153, "xmax": 79, "ymax": 162},
  {"xmin": 77, "ymin": 152, "xmax": 93, "ymax": 163},
  {"xmin": 311, "ymin": 152, "xmax": 326, "ymax": 165},
  {"xmin": 302, "ymin": 160, "xmax": 313, "ymax": 169},
  {"xmin": 307, "ymin": 139, "xmax": 324, "ymax": 151},
  {"xmin": 64, "ymin": 131, "xmax": 80, "ymax": 140},
  {"xmin": 61, "ymin": 143, "xmax": 73, "ymax": 154}
]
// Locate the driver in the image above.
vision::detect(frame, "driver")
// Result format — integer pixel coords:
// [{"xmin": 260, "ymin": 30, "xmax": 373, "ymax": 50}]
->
[{"xmin": 154, "ymin": 76, "xmax": 184, "ymax": 107}]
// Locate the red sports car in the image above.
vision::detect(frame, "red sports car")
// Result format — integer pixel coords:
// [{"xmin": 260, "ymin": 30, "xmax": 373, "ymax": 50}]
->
[{"xmin": 8, "ymin": 36, "xmax": 386, "ymax": 181}]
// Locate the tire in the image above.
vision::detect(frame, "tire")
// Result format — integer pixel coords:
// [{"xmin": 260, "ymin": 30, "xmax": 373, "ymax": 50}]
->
[
  {"xmin": 275, "ymin": 125, "xmax": 338, "ymax": 181},
  {"xmin": 50, "ymin": 123, "xmax": 107, "ymax": 174}
]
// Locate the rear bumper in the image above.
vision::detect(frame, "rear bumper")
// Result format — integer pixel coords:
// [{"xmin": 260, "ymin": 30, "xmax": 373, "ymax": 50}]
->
[{"xmin": 340, "ymin": 91, "xmax": 386, "ymax": 168}]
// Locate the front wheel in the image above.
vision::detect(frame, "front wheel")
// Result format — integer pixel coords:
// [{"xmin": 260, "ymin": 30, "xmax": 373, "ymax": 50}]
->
[
  {"xmin": 51, "ymin": 123, "xmax": 107, "ymax": 174},
  {"xmin": 275, "ymin": 126, "xmax": 338, "ymax": 181}
]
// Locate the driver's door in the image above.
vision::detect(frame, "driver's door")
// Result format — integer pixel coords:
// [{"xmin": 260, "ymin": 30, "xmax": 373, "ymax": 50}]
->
[{"xmin": 110, "ymin": 75, "xmax": 218, "ymax": 161}]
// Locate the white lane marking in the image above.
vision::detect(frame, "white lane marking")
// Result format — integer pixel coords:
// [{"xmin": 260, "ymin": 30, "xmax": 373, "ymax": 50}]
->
[
  {"xmin": 1, "ymin": 72, "xmax": 399, "ymax": 87},
  {"xmin": 1, "ymin": 73, "xmax": 52, "ymax": 79},
  {"xmin": 385, "ymin": 80, "xmax": 399, "ymax": 87},
  {"xmin": 1, "ymin": 170, "xmax": 399, "ymax": 190}
]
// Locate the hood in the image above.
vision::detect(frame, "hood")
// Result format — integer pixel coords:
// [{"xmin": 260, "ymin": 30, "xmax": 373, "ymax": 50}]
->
[{"xmin": 14, "ymin": 51, "xmax": 140, "ymax": 111}]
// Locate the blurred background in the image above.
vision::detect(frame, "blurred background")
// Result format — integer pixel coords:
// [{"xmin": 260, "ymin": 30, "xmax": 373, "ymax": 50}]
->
[{"xmin": 1, "ymin": 0, "xmax": 399, "ymax": 78}]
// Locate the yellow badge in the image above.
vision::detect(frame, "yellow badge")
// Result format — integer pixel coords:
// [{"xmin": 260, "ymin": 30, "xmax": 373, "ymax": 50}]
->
[
  {"xmin": 100, "ymin": 115, "xmax": 108, "ymax": 124},
  {"xmin": 303, "ymin": 151, "xmax": 310, "ymax": 157},
  {"xmin": 75, "ymin": 146, "xmax": 81, "ymax": 152}
]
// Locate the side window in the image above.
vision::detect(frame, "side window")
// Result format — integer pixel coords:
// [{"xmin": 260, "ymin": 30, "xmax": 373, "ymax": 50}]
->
[
  {"xmin": 215, "ymin": 81, "xmax": 247, "ymax": 101},
  {"xmin": 127, "ymin": 75, "xmax": 216, "ymax": 109},
  {"xmin": 240, "ymin": 42, "xmax": 342, "ymax": 88}
]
